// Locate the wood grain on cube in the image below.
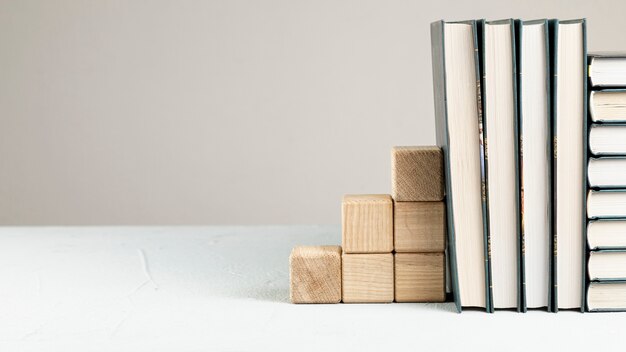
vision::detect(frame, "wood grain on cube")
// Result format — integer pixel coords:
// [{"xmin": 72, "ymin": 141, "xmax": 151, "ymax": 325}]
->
[
  {"xmin": 342, "ymin": 194, "xmax": 393, "ymax": 254},
  {"xmin": 391, "ymin": 146, "xmax": 444, "ymax": 201},
  {"xmin": 290, "ymin": 245, "xmax": 342, "ymax": 304},
  {"xmin": 394, "ymin": 253, "xmax": 445, "ymax": 302},
  {"xmin": 342, "ymin": 253, "xmax": 394, "ymax": 303},
  {"xmin": 394, "ymin": 201, "xmax": 446, "ymax": 253}
]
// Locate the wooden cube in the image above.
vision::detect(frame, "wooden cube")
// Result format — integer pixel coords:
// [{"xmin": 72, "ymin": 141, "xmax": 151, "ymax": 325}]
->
[
  {"xmin": 394, "ymin": 201, "xmax": 446, "ymax": 252},
  {"xmin": 394, "ymin": 253, "xmax": 445, "ymax": 302},
  {"xmin": 342, "ymin": 253, "xmax": 394, "ymax": 303},
  {"xmin": 392, "ymin": 146, "xmax": 444, "ymax": 201},
  {"xmin": 290, "ymin": 245, "xmax": 342, "ymax": 304},
  {"xmin": 342, "ymin": 194, "xmax": 393, "ymax": 254}
]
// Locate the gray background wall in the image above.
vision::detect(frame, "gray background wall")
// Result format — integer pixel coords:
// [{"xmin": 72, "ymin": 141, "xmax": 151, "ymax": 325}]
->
[{"xmin": 0, "ymin": 0, "xmax": 623, "ymax": 225}]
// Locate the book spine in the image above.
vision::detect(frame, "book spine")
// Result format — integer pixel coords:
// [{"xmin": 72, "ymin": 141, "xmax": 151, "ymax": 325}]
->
[
  {"xmin": 518, "ymin": 41, "xmax": 527, "ymax": 310},
  {"xmin": 512, "ymin": 19, "xmax": 523, "ymax": 313},
  {"xmin": 548, "ymin": 18, "xmax": 558, "ymax": 313},
  {"xmin": 476, "ymin": 19, "xmax": 493, "ymax": 314},
  {"xmin": 544, "ymin": 19, "xmax": 555, "ymax": 313},
  {"xmin": 582, "ymin": 19, "xmax": 589, "ymax": 313}
]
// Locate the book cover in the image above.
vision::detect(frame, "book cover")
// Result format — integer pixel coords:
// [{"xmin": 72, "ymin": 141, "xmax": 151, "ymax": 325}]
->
[{"xmin": 475, "ymin": 19, "xmax": 494, "ymax": 313}]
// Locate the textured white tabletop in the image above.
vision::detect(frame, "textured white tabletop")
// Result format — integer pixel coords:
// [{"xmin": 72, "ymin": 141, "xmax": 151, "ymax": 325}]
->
[{"xmin": 0, "ymin": 226, "xmax": 623, "ymax": 351}]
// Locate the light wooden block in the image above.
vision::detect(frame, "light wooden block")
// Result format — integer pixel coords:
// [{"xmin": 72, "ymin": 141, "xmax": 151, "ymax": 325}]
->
[
  {"xmin": 394, "ymin": 201, "xmax": 446, "ymax": 253},
  {"xmin": 392, "ymin": 146, "xmax": 444, "ymax": 201},
  {"xmin": 342, "ymin": 253, "xmax": 394, "ymax": 303},
  {"xmin": 394, "ymin": 253, "xmax": 445, "ymax": 302},
  {"xmin": 290, "ymin": 245, "xmax": 342, "ymax": 304},
  {"xmin": 342, "ymin": 194, "xmax": 393, "ymax": 254}
]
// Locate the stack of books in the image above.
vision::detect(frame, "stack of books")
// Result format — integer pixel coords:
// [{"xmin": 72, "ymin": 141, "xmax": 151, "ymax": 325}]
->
[
  {"xmin": 587, "ymin": 53, "xmax": 626, "ymax": 311},
  {"xmin": 431, "ymin": 19, "xmax": 587, "ymax": 312}
]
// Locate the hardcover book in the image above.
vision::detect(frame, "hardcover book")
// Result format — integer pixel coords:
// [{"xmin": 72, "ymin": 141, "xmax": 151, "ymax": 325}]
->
[
  {"xmin": 588, "ymin": 219, "xmax": 626, "ymax": 250},
  {"xmin": 517, "ymin": 19, "xmax": 552, "ymax": 311},
  {"xmin": 590, "ymin": 89, "xmax": 626, "ymax": 122},
  {"xmin": 587, "ymin": 281, "xmax": 626, "ymax": 311},
  {"xmin": 588, "ymin": 251, "xmax": 626, "ymax": 280},
  {"xmin": 587, "ymin": 190, "xmax": 626, "ymax": 219},
  {"xmin": 588, "ymin": 157, "xmax": 626, "ymax": 188},
  {"xmin": 589, "ymin": 53, "xmax": 626, "ymax": 88},
  {"xmin": 589, "ymin": 124, "xmax": 626, "ymax": 156},
  {"xmin": 550, "ymin": 18, "xmax": 587, "ymax": 312},
  {"xmin": 431, "ymin": 19, "xmax": 490, "ymax": 312},
  {"xmin": 481, "ymin": 18, "xmax": 521, "ymax": 311}
]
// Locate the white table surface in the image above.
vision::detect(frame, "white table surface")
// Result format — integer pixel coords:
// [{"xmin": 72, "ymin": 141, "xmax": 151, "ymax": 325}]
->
[{"xmin": 0, "ymin": 225, "xmax": 623, "ymax": 351}]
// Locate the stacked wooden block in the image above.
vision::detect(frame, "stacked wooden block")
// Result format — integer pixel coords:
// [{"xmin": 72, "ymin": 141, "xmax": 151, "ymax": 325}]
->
[
  {"xmin": 391, "ymin": 146, "xmax": 445, "ymax": 302},
  {"xmin": 290, "ymin": 146, "xmax": 445, "ymax": 304},
  {"xmin": 342, "ymin": 194, "xmax": 394, "ymax": 302}
]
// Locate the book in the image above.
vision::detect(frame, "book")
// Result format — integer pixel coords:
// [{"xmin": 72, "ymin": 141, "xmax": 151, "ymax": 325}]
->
[
  {"xmin": 517, "ymin": 19, "xmax": 551, "ymax": 310},
  {"xmin": 589, "ymin": 124, "xmax": 626, "ymax": 156},
  {"xmin": 588, "ymin": 157, "xmax": 626, "ymax": 188},
  {"xmin": 590, "ymin": 90, "xmax": 626, "ymax": 122},
  {"xmin": 481, "ymin": 19, "xmax": 520, "ymax": 310},
  {"xmin": 431, "ymin": 20, "xmax": 490, "ymax": 312},
  {"xmin": 551, "ymin": 19, "xmax": 587, "ymax": 312},
  {"xmin": 587, "ymin": 190, "xmax": 626, "ymax": 219},
  {"xmin": 589, "ymin": 53, "xmax": 626, "ymax": 88},
  {"xmin": 588, "ymin": 251, "xmax": 626, "ymax": 280},
  {"xmin": 588, "ymin": 219, "xmax": 626, "ymax": 250},
  {"xmin": 587, "ymin": 282, "xmax": 626, "ymax": 311}
]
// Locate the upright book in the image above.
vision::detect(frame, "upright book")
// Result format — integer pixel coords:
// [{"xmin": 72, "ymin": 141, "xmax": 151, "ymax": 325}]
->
[
  {"xmin": 551, "ymin": 19, "xmax": 587, "ymax": 312},
  {"xmin": 517, "ymin": 19, "xmax": 552, "ymax": 311},
  {"xmin": 481, "ymin": 19, "xmax": 520, "ymax": 311},
  {"xmin": 431, "ymin": 20, "xmax": 490, "ymax": 312}
]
